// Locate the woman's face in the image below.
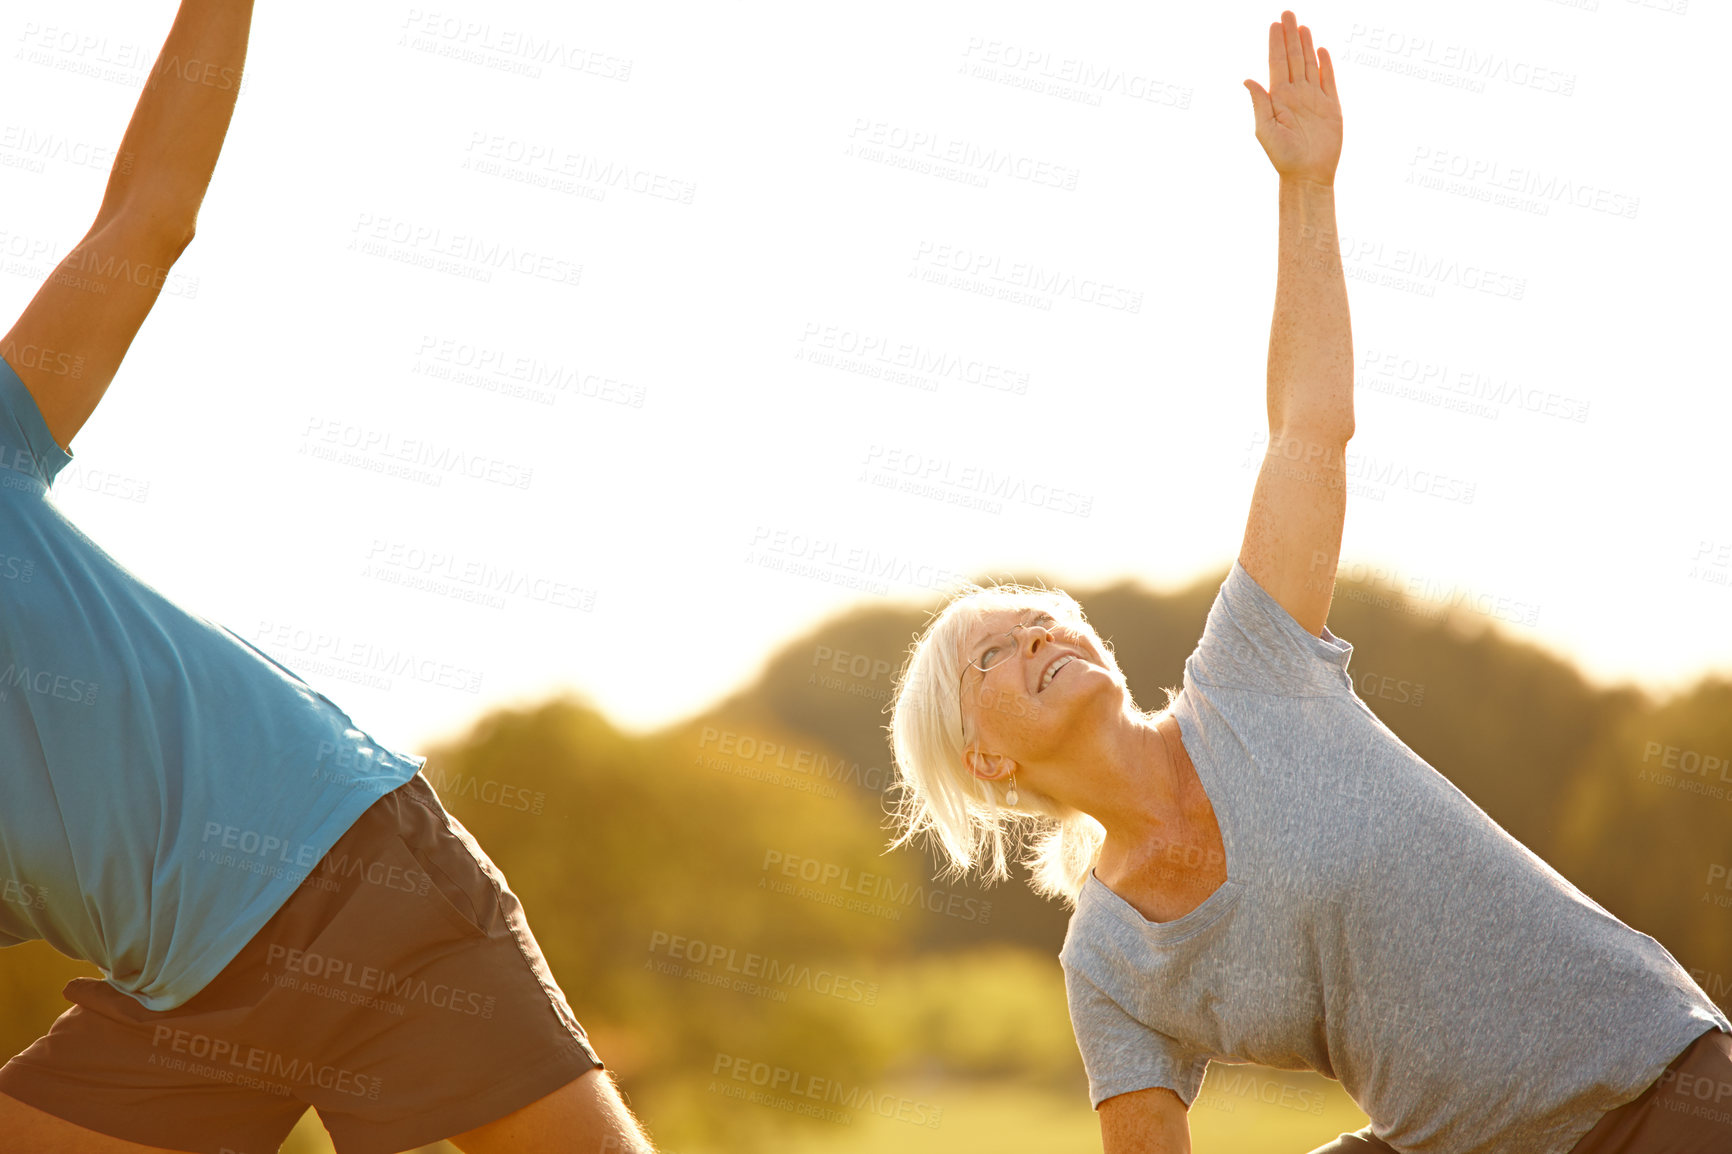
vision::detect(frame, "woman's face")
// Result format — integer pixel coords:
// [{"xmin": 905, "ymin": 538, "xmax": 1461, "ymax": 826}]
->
[{"xmin": 956, "ymin": 604, "xmax": 1118, "ymax": 765}]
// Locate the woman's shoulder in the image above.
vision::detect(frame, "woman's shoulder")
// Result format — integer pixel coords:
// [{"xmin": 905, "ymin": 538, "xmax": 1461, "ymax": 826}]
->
[
  {"xmin": 1057, "ymin": 871, "xmax": 1169, "ymax": 968},
  {"xmin": 1058, "ymin": 874, "xmax": 1114, "ymax": 962}
]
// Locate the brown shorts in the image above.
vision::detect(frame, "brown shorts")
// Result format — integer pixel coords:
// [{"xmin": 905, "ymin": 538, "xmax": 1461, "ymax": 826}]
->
[
  {"xmin": 1304, "ymin": 1027, "xmax": 1732, "ymax": 1154},
  {"xmin": 1567, "ymin": 1026, "xmax": 1732, "ymax": 1154},
  {"xmin": 0, "ymin": 771, "xmax": 604, "ymax": 1154}
]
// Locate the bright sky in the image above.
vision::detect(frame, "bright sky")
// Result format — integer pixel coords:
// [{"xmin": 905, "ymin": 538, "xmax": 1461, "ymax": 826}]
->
[{"xmin": 2, "ymin": 0, "xmax": 1724, "ymax": 755}]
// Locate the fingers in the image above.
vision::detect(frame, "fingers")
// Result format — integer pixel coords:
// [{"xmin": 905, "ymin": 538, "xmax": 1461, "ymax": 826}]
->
[
  {"xmin": 1319, "ymin": 45, "xmax": 1337, "ymax": 100},
  {"xmin": 1269, "ymin": 11, "xmax": 1326, "ymax": 92},
  {"xmin": 1282, "ymin": 11, "xmax": 1305, "ymax": 86}
]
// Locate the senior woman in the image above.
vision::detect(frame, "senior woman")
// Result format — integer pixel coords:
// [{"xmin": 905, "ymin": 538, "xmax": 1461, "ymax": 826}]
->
[{"xmin": 887, "ymin": 12, "xmax": 1730, "ymax": 1154}]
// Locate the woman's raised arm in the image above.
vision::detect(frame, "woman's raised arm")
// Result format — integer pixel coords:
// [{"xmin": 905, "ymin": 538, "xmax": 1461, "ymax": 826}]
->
[{"xmin": 1237, "ymin": 10, "xmax": 1353, "ymax": 639}]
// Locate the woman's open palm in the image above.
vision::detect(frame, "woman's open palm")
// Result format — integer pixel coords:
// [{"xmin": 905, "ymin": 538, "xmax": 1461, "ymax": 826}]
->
[{"xmin": 1245, "ymin": 10, "xmax": 1343, "ymax": 186}]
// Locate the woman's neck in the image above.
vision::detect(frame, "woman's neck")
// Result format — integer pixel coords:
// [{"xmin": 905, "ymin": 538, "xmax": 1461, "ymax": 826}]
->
[
  {"xmin": 1088, "ymin": 713, "xmax": 1226, "ymax": 915},
  {"xmin": 1053, "ymin": 711, "xmax": 1189, "ymax": 871}
]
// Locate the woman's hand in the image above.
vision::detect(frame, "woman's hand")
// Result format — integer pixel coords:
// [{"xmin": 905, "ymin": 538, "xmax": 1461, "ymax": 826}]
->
[{"xmin": 1244, "ymin": 10, "xmax": 1342, "ymax": 186}]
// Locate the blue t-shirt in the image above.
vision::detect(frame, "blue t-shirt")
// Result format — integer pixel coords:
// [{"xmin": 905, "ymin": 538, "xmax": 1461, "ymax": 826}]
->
[
  {"xmin": 1061, "ymin": 559, "xmax": 1729, "ymax": 1154},
  {"xmin": 0, "ymin": 356, "xmax": 423, "ymax": 1010}
]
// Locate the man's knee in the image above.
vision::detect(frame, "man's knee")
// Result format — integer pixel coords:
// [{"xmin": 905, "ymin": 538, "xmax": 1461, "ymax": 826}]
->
[{"xmin": 447, "ymin": 1066, "xmax": 656, "ymax": 1154}]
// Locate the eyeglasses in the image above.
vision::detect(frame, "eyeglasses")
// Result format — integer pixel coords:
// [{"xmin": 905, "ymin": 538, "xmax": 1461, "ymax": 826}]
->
[{"xmin": 957, "ymin": 612, "xmax": 1055, "ymax": 745}]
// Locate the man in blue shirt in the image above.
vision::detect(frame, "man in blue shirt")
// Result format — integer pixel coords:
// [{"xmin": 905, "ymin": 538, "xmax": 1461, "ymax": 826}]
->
[{"xmin": 0, "ymin": 3, "xmax": 655, "ymax": 1152}]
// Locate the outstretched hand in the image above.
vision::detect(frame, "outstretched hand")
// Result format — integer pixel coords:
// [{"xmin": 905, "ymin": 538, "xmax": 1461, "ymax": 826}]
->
[{"xmin": 1244, "ymin": 10, "xmax": 1342, "ymax": 186}]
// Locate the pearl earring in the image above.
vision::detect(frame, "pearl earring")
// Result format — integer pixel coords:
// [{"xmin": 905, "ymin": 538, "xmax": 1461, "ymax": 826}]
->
[{"xmin": 1006, "ymin": 775, "xmax": 1018, "ymax": 806}]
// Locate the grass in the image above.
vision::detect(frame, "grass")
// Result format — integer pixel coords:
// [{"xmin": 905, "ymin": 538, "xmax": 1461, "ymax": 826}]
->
[
  {"xmin": 275, "ymin": 1068, "xmax": 1368, "ymax": 1153},
  {"xmin": 280, "ymin": 1112, "xmax": 453, "ymax": 1153}
]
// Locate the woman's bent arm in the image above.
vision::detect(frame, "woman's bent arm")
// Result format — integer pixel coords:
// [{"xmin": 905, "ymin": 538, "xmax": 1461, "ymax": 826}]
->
[{"xmin": 1100, "ymin": 1086, "xmax": 1192, "ymax": 1154}]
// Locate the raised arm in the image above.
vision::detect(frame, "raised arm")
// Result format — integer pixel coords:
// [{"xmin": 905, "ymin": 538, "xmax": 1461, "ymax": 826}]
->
[
  {"xmin": 1237, "ymin": 10, "xmax": 1352, "ymax": 639},
  {"xmin": 1, "ymin": 0, "xmax": 254, "ymax": 453}
]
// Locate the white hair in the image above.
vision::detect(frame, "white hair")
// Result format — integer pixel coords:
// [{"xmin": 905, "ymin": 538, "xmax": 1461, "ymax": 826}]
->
[{"xmin": 884, "ymin": 581, "xmax": 1172, "ymax": 906}]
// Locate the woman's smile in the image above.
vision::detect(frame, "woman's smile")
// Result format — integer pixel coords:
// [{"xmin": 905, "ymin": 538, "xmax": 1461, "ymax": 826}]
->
[{"xmin": 1039, "ymin": 653, "xmax": 1078, "ymax": 691}]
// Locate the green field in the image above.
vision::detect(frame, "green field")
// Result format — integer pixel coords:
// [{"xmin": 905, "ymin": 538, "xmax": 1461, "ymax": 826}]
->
[{"xmin": 278, "ymin": 1069, "xmax": 1369, "ymax": 1154}]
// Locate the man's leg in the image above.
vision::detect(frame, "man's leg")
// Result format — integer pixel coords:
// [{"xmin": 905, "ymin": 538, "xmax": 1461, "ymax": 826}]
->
[
  {"xmin": 446, "ymin": 1069, "xmax": 656, "ymax": 1154},
  {"xmin": 0, "ymin": 1091, "xmax": 200, "ymax": 1154}
]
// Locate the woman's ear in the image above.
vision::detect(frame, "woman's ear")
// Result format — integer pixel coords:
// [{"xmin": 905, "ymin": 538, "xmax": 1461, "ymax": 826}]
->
[{"xmin": 962, "ymin": 748, "xmax": 1016, "ymax": 783}]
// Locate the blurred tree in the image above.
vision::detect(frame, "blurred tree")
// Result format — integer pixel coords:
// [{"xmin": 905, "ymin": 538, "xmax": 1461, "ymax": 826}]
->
[{"xmin": 3, "ymin": 568, "xmax": 1725, "ymax": 1152}]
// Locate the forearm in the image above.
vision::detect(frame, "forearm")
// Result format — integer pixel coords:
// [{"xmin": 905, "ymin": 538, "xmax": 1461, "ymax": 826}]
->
[
  {"xmin": 92, "ymin": 0, "xmax": 254, "ymax": 245},
  {"xmin": 1267, "ymin": 178, "xmax": 1353, "ymax": 439}
]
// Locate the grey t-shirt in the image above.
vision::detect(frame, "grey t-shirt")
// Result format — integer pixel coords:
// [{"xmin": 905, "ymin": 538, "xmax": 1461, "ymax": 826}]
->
[{"xmin": 1060, "ymin": 560, "xmax": 1729, "ymax": 1154}]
